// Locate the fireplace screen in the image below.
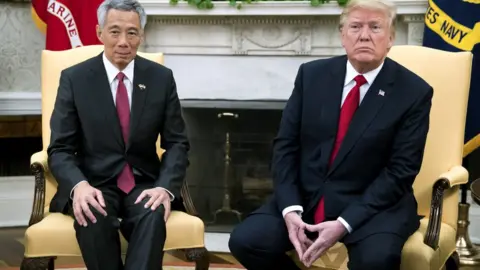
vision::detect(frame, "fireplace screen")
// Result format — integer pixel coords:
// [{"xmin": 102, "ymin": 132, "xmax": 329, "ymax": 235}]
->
[{"xmin": 182, "ymin": 106, "xmax": 282, "ymax": 233}]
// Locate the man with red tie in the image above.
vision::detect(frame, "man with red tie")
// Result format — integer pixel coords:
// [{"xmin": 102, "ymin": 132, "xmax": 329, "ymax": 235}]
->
[
  {"xmin": 228, "ymin": 0, "xmax": 432, "ymax": 269},
  {"xmin": 47, "ymin": 1, "xmax": 189, "ymax": 269}
]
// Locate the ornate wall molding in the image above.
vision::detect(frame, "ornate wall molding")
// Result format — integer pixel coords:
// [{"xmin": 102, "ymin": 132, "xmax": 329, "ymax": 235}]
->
[
  {"xmin": 0, "ymin": 2, "xmax": 44, "ymax": 95},
  {"xmin": 402, "ymin": 14, "xmax": 426, "ymax": 45}
]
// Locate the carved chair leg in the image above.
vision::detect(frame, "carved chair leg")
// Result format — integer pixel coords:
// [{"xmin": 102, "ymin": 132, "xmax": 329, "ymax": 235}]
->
[
  {"xmin": 184, "ymin": 247, "xmax": 210, "ymax": 270},
  {"xmin": 445, "ymin": 251, "xmax": 460, "ymax": 270},
  {"xmin": 48, "ymin": 257, "xmax": 55, "ymax": 270},
  {"xmin": 20, "ymin": 257, "xmax": 55, "ymax": 270}
]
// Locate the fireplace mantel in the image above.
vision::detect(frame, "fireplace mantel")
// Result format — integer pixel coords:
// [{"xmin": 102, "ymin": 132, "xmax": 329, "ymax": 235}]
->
[
  {"xmin": 139, "ymin": 0, "xmax": 427, "ymax": 16},
  {"xmin": 139, "ymin": 0, "xmax": 427, "ymax": 101},
  {"xmin": 0, "ymin": 0, "xmax": 428, "ymax": 115}
]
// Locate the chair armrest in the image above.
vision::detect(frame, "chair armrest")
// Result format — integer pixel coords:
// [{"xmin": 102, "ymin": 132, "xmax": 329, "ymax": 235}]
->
[
  {"xmin": 181, "ymin": 181, "xmax": 199, "ymax": 216},
  {"xmin": 31, "ymin": 150, "xmax": 49, "ymax": 172},
  {"xmin": 157, "ymin": 147, "xmax": 199, "ymax": 217},
  {"xmin": 28, "ymin": 150, "xmax": 49, "ymax": 227},
  {"xmin": 438, "ymin": 166, "xmax": 469, "ymax": 187},
  {"xmin": 424, "ymin": 165, "xmax": 468, "ymax": 249}
]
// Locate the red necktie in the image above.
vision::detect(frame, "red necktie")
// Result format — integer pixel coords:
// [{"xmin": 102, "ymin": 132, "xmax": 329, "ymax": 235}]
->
[
  {"xmin": 314, "ymin": 75, "xmax": 367, "ymax": 224},
  {"xmin": 115, "ymin": 72, "xmax": 135, "ymax": 194}
]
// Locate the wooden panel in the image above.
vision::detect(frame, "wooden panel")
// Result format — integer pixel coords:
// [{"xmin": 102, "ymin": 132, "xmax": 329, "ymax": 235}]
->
[{"xmin": 0, "ymin": 116, "xmax": 41, "ymax": 138}]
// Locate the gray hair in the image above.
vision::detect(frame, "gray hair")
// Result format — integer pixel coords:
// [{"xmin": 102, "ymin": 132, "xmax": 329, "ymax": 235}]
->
[
  {"xmin": 97, "ymin": 0, "xmax": 147, "ymax": 30},
  {"xmin": 339, "ymin": 0, "xmax": 397, "ymax": 36}
]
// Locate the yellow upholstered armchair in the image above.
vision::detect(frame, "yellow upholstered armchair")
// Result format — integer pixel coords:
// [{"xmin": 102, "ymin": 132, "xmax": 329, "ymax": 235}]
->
[
  {"xmin": 291, "ymin": 45, "xmax": 473, "ymax": 270},
  {"xmin": 20, "ymin": 45, "xmax": 209, "ymax": 270}
]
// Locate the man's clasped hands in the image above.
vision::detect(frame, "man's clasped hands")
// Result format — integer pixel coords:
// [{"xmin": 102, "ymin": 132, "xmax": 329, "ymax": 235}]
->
[{"xmin": 284, "ymin": 212, "xmax": 348, "ymax": 267}]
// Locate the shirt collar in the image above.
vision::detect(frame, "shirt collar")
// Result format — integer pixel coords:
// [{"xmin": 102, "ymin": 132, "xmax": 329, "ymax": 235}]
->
[
  {"xmin": 344, "ymin": 60, "xmax": 384, "ymax": 86},
  {"xmin": 102, "ymin": 52, "xmax": 135, "ymax": 84}
]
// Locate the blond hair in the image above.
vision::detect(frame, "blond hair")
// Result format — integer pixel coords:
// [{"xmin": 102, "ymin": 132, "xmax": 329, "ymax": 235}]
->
[{"xmin": 339, "ymin": 0, "xmax": 397, "ymax": 36}]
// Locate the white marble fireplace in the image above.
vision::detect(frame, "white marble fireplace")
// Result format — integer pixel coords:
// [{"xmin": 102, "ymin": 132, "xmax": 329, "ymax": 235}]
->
[{"xmin": 138, "ymin": 0, "xmax": 427, "ymax": 102}]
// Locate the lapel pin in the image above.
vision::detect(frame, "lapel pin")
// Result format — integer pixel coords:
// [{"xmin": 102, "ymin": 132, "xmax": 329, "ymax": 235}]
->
[
  {"xmin": 378, "ymin": 89, "xmax": 385, "ymax": 96},
  {"xmin": 138, "ymin": 84, "xmax": 146, "ymax": 90}
]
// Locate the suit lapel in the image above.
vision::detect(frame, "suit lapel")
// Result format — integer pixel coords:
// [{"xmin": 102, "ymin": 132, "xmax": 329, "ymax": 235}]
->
[
  {"xmin": 127, "ymin": 56, "xmax": 148, "ymax": 149},
  {"xmin": 327, "ymin": 58, "xmax": 396, "ymax": 176},
  {"xmin": 88, "ymin": 53, "xmax": 124, "ymax": 149},
  {"xmin": 319, "ymin": 56, "xmax": 348, "ymax": 172}
]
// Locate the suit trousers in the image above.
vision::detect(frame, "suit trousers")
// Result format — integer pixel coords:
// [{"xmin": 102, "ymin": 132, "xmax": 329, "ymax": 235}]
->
[
  {"xmin": 228, "ymin": 212, "xmax": 405, "ymax": 270},
  {"xmin": 70, "ymin": 176, "xmax": 166, "ymax": 270}
]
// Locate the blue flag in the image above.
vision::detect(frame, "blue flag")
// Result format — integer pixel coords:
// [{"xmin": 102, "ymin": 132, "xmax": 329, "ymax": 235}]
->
[{"xmin": 422, "ymin": 0, "xmax": 480, "ymax": 157}]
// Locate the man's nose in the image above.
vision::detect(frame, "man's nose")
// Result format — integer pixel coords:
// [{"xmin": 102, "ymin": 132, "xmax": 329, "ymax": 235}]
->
[
  {"xmin": 359, "ymin": 26, "xmax": 371, "ymax": 41},
  {"xmin": 118, "ymin": 33, "xmax": 128, "ymax": 46}
]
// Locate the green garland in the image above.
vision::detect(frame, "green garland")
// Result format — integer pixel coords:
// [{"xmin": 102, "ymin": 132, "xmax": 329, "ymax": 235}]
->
[{"xmin": 169, "ymin": 0, "xmax": 349, "ymax": 10}]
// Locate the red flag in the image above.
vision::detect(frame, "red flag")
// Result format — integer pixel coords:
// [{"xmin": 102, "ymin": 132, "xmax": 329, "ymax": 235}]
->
[{"xmin": 31, "ymin": 0, "xmax": 104, "ymax": 51}]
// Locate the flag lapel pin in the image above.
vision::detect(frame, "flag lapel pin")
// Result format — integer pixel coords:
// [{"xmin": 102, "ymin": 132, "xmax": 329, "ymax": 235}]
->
[
  {"xmin": 378, "ymin": 89, "xmax": 385, "ymax": 96},
  {"xmin": 138, "ymin": 84, "xmax": 146, "ymax": 90}
]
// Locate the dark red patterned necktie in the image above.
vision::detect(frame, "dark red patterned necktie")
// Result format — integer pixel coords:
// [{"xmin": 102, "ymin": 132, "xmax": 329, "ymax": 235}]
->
[
  {"xmin": 115, "ymin": 72, "xmax": 135, "ymax": 194},
  {"xmin": 314, "ymin": 75, "xmax": 367, "ymax": 224}
]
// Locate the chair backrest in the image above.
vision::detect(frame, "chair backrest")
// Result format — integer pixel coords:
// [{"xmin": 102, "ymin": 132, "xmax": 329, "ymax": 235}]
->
[
  {"xmin": 387, "ymin": 45, "xmax": 472, "ymax": 229},
  {"xmin": 41, "ymin": 45, "xmax": 164, "ymax": 209}
]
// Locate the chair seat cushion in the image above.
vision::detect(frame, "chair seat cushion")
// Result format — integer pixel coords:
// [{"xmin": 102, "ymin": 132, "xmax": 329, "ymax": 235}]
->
[
  {"xmin": 289, "ymin": 218, "xmax": 456, "ymax": 270},
  {"xmin": 24, "ymin": 211, "xmax": 205, "ymax": 257}
]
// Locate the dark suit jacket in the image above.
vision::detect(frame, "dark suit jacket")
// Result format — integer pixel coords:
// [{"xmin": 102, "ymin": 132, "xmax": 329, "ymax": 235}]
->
[
  {"xmin": 47, "ymin": 53, "xmax": 190, "ymax": 214},
  {"xmin": 260, "ymin": 55, "xmax": 432, "ymax": 244}
]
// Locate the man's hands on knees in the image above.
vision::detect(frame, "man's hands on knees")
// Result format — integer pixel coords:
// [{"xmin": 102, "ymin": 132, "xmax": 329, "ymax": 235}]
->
[
  {"xmin": 284, "ymin": 212, "xmax": 312, "ymax": 259},
  {"xmin": 135, "ymin": 187, "xmax": 171, "ymax": 222},
  {"xmin": 72, "ymin": 181, "xmax": 107, "ymax": 227}
]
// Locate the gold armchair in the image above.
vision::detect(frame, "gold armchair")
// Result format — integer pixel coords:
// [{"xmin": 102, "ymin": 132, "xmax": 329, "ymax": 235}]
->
[
  {"xmin": 20, "ymin": 45, "xmax": 209, "ymax": 270},
  {"xmin": 291, "ymin": 45, "xmax": 473, "ymax": 270}
]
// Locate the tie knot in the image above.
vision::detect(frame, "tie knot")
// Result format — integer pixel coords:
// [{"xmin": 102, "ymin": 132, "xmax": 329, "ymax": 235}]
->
[
  {"xmin": 116, "ymin": 72, "xmax": 125, "ymax": 81},
  {"xmin": 354, "ymin": 75, "xmax": 367, "ymax": 86}
]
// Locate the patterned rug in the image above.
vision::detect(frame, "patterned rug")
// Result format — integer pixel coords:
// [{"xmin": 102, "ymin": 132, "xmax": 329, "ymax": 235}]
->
[
  {"xmin": 54, "ymin": 268, "xmax": 243, "ymax": 270},
  {"xmin": 0, "ymin": 264, "xmax": 245, "ymax": 270},
  {"xmin": 1, "ymin": 268, "xmax": 243, "ymax": 270}
]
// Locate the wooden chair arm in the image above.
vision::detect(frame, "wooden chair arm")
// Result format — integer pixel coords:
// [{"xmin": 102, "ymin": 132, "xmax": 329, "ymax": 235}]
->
[
  {"xmin": 29, "ymin": 151, "xmax": 48, "ymax": 227},
  {"xmin": 424, "ymin": 166, "xmax": 468, "ymax": 249},
  {"xmin": 157, "ymin": 147, "xmax": 198, "ymax": 217},
  {"xmin": 181, "ymin": 180, "xmax": 198, "ymax": 216}
]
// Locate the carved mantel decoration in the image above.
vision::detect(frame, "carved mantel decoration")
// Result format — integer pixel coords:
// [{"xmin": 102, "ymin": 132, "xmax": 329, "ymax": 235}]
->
[
  {"xmin": 141, "ymin": 0, "xmax": 428, "ymax": 56},
  {"xmin": 0, "ymin": 0, "xmax": 428, "ymax": 115}
]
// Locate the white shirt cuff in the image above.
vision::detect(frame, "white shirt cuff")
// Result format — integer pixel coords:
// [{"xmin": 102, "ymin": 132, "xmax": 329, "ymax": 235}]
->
[
  {"xmin": 158, "ymin": 187, "xmax": 175, "ymax": 201},
  {"xmin": 70, "ymin": 180, "xmax": 87, "ymax": 199},
  {"xmin": 337, "ymin": 217, "xmax": 352, "ymax": 233},
  {"xmin": 282, "ymin": 205, "xmax": 304, "ymax": 218}
]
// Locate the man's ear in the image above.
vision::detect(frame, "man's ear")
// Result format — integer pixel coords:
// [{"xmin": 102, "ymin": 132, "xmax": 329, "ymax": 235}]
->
[
  {"xmin": 139, "ymin": 31, "xmax": 145, "ymax": 44},
  {"xmin": 340, "ymin": 28, "xmax": 346, "ymax": 48},
  {"xmin": 387, "ymin": 28, "xmax": 395, "ymax": 49},
  {"xmin": 96, "ymin": 25, "xmax": 103, "ymax": 43}
]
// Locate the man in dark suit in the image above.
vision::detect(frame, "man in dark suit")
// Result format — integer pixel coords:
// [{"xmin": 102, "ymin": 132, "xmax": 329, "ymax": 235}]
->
[
  {"xmin": 47, "ymin": 1, "xmax": 189, "ymax": 269},
  {"xmin": 228, "ymin": 0, "xmax": 432, "ymax": 269}
]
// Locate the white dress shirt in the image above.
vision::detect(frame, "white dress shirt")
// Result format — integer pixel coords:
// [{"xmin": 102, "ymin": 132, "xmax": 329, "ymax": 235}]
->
[
  {"xmin": 282, "ymin": 60, "xmax": 384, "ymax": 233},
  {"xmin": 70, "ymin": 53, "xmax": 174, "ymax": 201}
]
